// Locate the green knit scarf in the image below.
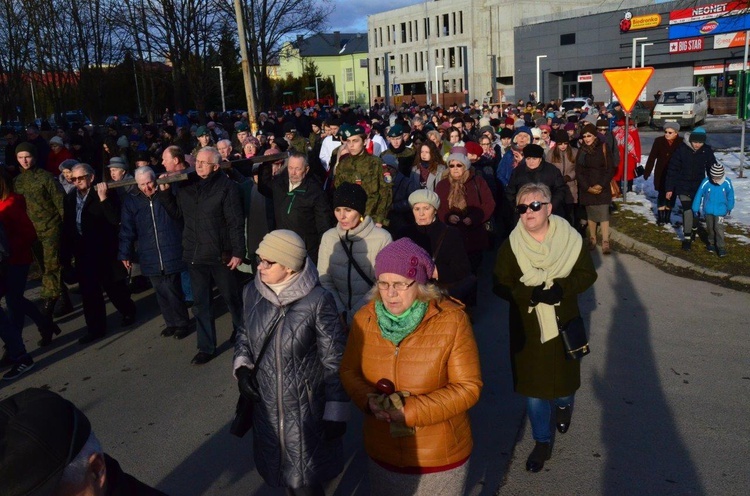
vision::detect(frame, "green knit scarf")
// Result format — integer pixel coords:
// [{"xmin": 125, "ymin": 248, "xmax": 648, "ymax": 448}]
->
[{"xmin": 375, "ymin": 300, "xmax": 428, "ymax": 346}]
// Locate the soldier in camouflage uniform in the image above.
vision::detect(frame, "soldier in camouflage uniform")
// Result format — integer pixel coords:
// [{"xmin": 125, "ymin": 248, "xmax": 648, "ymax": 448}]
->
[
  {"xmin": 13, "ymin": 143, "xmax": 71, "ymax": 318},
  {"xmin": 283, "ymin": 123, "xmax": 309, "ymax": 154},
  {"xmin": 333, "ymin": 125, "xmax": 392, "ymax": 227},
  {"xmin": 191, "ymin": 126, "xmax": 214, "ymax": 157},
  {"xmin": 381, "ymin": 123, "xmax": 416, "ymax": 178}
]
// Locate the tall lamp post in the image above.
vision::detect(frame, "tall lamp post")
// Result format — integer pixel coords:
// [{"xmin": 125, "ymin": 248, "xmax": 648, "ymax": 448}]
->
[
  {"xmin": 434, "ymin": 64, "xmax": 443, "ymax": 107},
  {"xmin": 30, "ymin": 73, "xmax": 38, "ymax": 120},
  {"xmin": 640, "ymin": 42, "xmax": 653, "ymax": 68},
  {"xmin": 536, "ymin": 55, "xmax": 547, "ymax": 104},
  {"xmin": 315, "ymin": 76, "xmax": 322, "ymax": 101},
  {"xmin": 631, "ymin": 37, "xmax": 648, "ymax": 68},
  {"xmin": 212, "ymin": 65, "xmax": 226, "ymax": 112}
]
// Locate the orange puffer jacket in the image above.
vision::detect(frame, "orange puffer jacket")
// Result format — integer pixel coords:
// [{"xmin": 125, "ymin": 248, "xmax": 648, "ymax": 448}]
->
[{"xmin": 340, "ymin": 297, "xmax": 482, "ymax": 468}]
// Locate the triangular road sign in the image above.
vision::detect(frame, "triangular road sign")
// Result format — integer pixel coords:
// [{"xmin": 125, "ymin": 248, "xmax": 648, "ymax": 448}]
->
[{"xmin": 603, "ymin": 67, "xmax": 655, "ymax": 113}]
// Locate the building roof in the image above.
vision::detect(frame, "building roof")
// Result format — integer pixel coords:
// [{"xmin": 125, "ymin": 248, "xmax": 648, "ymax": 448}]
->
[{"xmin": 293, "ymin": 32, "xmax": 368, "ymax": 57}]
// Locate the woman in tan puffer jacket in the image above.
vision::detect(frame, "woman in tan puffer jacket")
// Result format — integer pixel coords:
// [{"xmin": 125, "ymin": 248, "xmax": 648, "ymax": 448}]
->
[{"xmin": 340, "ymin": 238, "xmax": 482, "ymax": 495}]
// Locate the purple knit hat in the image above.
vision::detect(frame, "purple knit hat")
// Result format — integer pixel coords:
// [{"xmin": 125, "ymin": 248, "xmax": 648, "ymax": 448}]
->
[{"xmin": 375, "ymin": 238, "xmax": 435, "ymax": 284}]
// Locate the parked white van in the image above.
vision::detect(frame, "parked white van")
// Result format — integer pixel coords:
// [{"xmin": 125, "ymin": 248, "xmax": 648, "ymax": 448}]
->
[{"xmin": 651, "ymin": 86, "xmax": 708, "ymax": 129}]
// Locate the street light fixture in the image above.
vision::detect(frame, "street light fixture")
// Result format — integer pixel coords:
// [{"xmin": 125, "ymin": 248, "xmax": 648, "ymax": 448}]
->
[
  {"xmin": 212, "ymin": 65, "xmax": 226, "ymax": 113},
  {"xmin": 315, "ymin": 76, "xmax": 323, "ymax": 101},
  {"xmin": 631, "ymin": 37, "xmax": 648, "ymax": 68},
  {"xmin": 536, "ymin": 55, "xmax": 547, "ymax": 104},
  {"xmin": 434, "ymin": 64, "xmax": 444, "ymax": 107}
]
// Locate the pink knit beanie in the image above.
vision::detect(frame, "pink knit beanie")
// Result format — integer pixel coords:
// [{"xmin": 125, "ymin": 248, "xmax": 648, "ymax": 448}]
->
[{"xmin": 375, "ymin": 238, "xmax": 435, "ymax": 284}]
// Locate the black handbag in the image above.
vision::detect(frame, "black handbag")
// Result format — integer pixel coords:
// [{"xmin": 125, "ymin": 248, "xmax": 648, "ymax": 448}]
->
[
  {"xmin": 558, "ymin": 315, "xmax": 590, "ymax": 360},
  {"xmin": 230, "ymin": 314, "xmax": 284, "ymax": 438}
]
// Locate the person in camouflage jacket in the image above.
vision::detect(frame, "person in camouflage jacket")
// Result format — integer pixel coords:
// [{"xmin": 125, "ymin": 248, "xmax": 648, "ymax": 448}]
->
[
  {"xmin": 13, "ymin": 143, "xmax": 69, "ymax": 317},
  {"xmin": 333, "ymin": 125, "xmax": 392, "ymax": 227}
]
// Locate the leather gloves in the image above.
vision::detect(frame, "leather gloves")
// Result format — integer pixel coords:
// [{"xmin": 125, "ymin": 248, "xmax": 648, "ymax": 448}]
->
[
  {"xmin": 530, "ymin": 281, "xmax": 564, "ymax": 306},
  {"xmin": 236, "ymin": 366, "xmax": 261, "ymax": 401},
  {"xmin": 323, "ymin": 421, "xmax": 347, "ymax": 441}
]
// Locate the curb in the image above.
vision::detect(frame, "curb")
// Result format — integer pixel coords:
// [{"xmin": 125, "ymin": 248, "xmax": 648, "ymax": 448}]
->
[{"xmin": 609, "ymin": 228, "xmax": 750, "ymax": 291}]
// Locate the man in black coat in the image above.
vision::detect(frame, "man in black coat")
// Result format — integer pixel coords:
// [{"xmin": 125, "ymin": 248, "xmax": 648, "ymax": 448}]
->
[
  {"xmin": 160, "ymin": 146, "xmax": 245, "ymax": 364},
  {"xmin": 257, "ymin": 150, "xmax": 333, "ymax": 263},
  {"xmin": 505, "ymin": 144, "xmax": 566, "ymax": 218},
  {"xmin": 61, "ymin": 163, "xmax": 136, "ymax": 344}
]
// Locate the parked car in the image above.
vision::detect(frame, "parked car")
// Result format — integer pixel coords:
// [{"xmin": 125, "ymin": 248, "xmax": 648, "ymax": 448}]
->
[
  {"xmin": 561, "ymin": 97, "xmax": 597, "ymax": 117},
  {"xmin": 105, "ymin": 115, "xmax": 134, "ymax": 129},
  {"xmin": 652, "ymin": 86, "xmax": 708, "ymax": 129},
  {"xmin": 607, "ymin": 100, "xmax": 651, "ymax": 126},
  {"xmin": 0, "ymin": 121, "xmax": 25, "ymax": 134},
  {"xmin": 49, "ymin": 110, "xmax": 92, "ymax": 129}
]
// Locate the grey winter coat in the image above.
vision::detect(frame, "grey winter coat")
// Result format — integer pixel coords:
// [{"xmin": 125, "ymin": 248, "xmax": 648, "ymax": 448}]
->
[{"xmin": 233, "ymin": 258, "xmax": 349, "ymax": 488}]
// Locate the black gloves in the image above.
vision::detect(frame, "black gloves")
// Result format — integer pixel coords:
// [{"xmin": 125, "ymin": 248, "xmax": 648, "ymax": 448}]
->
[
  {"xmin": 236, "ymin": 366, "xmax": 261, "ymax": 401},
  {"xmin": 530, "ymin": 281, "xmax": 564, "ymax": 306},
  {"xmin": 323, "ymin": 421, "xmax": 347, "ymax": 441}
]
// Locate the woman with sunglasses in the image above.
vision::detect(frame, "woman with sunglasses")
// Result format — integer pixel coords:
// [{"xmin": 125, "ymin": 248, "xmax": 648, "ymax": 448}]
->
[
  {"xmin": 234, "ymin": 229, "xmax": 348, "ymax": 496},
  {"xmin": 435, "ymin": 151, "xmax": 495, "ymax": 274},
  {"xmin": 341, "ymin": 237, "xmax": 482, "ymax": 495},
  {"xmin": 493, "ymin": 182, "xmax": 597, "ymax": 473},
  {"xmin": 318, "ymin": 183, "xmax": 392, "ymax": 330},
  {"xmin": 644, "ymin": 122, "xmax": 681, "ymax": 226},
  {"xmin": 576, "ymin": 123, "xmax": 616, "ymax": 254}
]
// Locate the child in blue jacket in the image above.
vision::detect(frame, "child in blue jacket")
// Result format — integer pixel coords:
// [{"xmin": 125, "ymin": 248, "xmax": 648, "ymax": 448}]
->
[{"xmin": 692, "ymin": 163, "xmax": 735, "ymax": 257}]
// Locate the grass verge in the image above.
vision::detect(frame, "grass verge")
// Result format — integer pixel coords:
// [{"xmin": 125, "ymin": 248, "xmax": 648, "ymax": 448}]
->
[{"xmin": 610, "ymin": 203, "xmax": 750, "ymax": 279}]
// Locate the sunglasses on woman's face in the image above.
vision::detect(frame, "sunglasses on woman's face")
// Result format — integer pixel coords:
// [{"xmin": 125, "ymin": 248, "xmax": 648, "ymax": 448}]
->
[
  {"xmin": 448, "ymin": 164, "xmax": 465, "ymax": 168},
  {"xmin": 515, "ymin": 201, "xmax": 549, "ymax": 215}
]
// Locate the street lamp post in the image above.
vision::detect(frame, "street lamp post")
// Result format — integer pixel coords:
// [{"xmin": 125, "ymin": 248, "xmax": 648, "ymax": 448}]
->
[
  {"xmin": 315, "ymin": 76, "xmax": 322, "ymax": 101},
  {"xmin": 536, "ymin": 55, "xmax": 547, "ymax": 105},
  {"xmin": 212, "ymin": 65, "xmax": 226, "ymax": 112},
  {"xmin": 632, "ymin": 37, "xmax": 648, "ymax": 68},
  {"xmin": 434, "ymin": 64, "xmax": 443, "ymax": 107},
  {"xmin": 640, "ymin": 42, "xmax": 654, "ymax": 68},
  {"xmin": 30, "ymin": 73, "xmax": 38, "ymax": 120}
]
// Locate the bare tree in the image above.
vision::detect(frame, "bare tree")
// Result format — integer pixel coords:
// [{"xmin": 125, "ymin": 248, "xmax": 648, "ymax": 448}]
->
[
  {"xmin": 231, "ymin": 0, "xmax": 333, "ymax": 110},
  {"xmin": 0, "ymin": 0, "xmax": 32, "ymax": 121}
]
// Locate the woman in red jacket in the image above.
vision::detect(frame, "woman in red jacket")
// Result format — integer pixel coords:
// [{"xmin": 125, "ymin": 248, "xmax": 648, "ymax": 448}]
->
[{"xmin": 0, "ymin": 169, "xmax": 57, "ymax": 380}]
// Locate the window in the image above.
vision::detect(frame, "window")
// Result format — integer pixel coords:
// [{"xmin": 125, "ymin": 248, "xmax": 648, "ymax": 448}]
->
[
  {"xmin": 424, "ymin": 17, "xmax": 430, "ymax": 37},
  {"xmin": 420, "ymin": 51, "xmax": 424, "ymax": 71},
  {"xmin": 373, "ymin": 28, "xmax": 377, "ymax": 47},
  {"xmin": 449, "ymin": 47, "xmax": 456, "ymax": 68},
  {"xmin": 443, "ymin": 14, "xmax": 449, "ymax": 36},
  {"xmin": 409, "ymin": 21, "xmax": 413, "ymax": 42},
  {"xmin": 405, "ymin": 53, "xmax": 410, "ymax": 72},
  {"xmin": 459, "ymin": 12, "xmax": 463, "ymax": 34},
  {"xmin": 414, "ymin": 20, "xmax": 419, "ymax": 41},
  {"xmin": 452, "ymin": 12, "xmax": 456, "ymax": 35},
  {"xmin": 345, "ymin": 68, "xmax": 353, "ymax": 82},
  {"xmin": 387, "ymin": 26, "xmax": 390, "ymax": 42},
  {"xmin": 561, "ymin": 33, "xmax": 575, "ymax": 45},
  {"xmin": 436, "ymin": 16, "xmax": 440, "ymax": 37},
  {"xmin": 375, "ymin": 58, "xmax": 380, "ymax": 76},
  {"xmin": 401, "ymin": 22, "xmax": 406, "ymax": 43},
  {"xmin": 347, "ymin": 91, "xmax": 355, "ymax": 104}
]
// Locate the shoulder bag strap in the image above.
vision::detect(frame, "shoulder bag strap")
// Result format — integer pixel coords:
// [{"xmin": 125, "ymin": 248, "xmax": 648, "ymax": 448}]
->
[
  {"xmin": 339, "ymin": 236, "xmax": 374, "ymax": 287},
  {"xmin": 250, "ymin": 312, "xmax": 284, "ymax": 372},
  {"xmin": 431, "ymin": 225, "xmax": 448, "ymax": 263}
]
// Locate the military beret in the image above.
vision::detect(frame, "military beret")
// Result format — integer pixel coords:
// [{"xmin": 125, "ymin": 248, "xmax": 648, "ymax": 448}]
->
[
  {"xmin": 236, "ymin": 122, "xmax": 250, "ymax": 133},
  {"xmin": 387, "ymin": 124, "xmax": 403, "ymax": 137},
  {"xmin": 340, "ymin": 124, "xmax": 365, "ymax": 139}
]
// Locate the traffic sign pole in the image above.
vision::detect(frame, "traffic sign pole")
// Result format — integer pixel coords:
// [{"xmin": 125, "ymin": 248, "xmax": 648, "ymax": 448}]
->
[{"xmin": 623, "ymin": 114, "xmax": 630, "ymax": 202}]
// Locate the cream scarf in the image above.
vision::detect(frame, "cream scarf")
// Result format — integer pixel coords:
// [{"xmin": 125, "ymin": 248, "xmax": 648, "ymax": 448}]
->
[{"xmin": 509, "ymin": 215, "xmax": 582, "ymax": 343}]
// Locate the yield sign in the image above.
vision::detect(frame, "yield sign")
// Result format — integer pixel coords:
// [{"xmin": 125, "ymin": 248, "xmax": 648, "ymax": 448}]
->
[{"xmin": 602, "ymin": 67, "xmax": 655, "ymax": 113}]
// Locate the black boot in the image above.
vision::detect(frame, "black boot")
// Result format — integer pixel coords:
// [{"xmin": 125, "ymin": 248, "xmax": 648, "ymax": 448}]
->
[
  {"xmin": 38, "ymin": 322, "xmax": 62, "ymax": 347},
  {"xmin": 556, "ymin": 406, "xmax": 572, "ymax": 433},
  {"xmin": 526, "ymin": 442, "xmax": 552, "ymax": 472},
  {"xmin": 656, "ymin": 210, "xmax": 664, "ymax": 226},
  {"xmin": 54, "ymin": 288, "xmax": 74, "ymax": 318},
  {"xmin": 664, "ymin": 210, "xmax": 672, "ymax": 226},
  {"xmin": 691, "ymin": 227, "xmax": 698, "ymax": 242},
  {"xmin": 42, "ymin": 298, "xmax": 59, "ymax": 319}
]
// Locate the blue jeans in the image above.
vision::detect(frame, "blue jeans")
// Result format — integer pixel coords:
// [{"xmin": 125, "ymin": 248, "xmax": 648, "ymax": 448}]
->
[
  {"xmin": 188, "ymin": 264, "xmax": 243, "ymax": 354},
  {"xmin": 527, "ymin": 395, "xmax": 575, "ymax": 443},
  {"xmin": 0, "ymin": 265, "xmax": 32, "ymax": 360},
  {"xmin": 181, "ymin": 270, "xmax": 193, "ymax": 302}
]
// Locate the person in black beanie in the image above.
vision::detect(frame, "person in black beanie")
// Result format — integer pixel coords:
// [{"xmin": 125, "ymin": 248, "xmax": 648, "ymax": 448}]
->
[
  {"xmin": 0, "ymin": 388, "xmax": 166, "ymax": 496},
  {"xmin": 505, "ymin": 143, "xmax": 566, "ymax": 219}
]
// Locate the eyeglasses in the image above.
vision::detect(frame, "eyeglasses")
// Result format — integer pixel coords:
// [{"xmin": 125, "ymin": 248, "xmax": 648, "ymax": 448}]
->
[
  {"xmin": 70, "ymin": 175, "xmax": 90, "ymax": 182},
  {"xmin": 448, "ymin": 163, "xmax": 465, "ymax": 168},
  {"xmin": 480, "ymin": 142, "xmax": 491, "ymax": 146},
  {"xmin": 255, "ymin": 255, "xmax": 277, "ymax": 267},
  {"xmin": 196, "ymin": 160, "xmax": 217, "ymax": 166},
  {"xmin": 664, "ymin": 131, "xmax": 676, "ymax": 135},
  {"xmin": 376, "ymin": 280, "xmax": 416, "ymax": 292},
  {"xmin": 541, "ymin": 131, "xmax": 549, "ymax": 135},
  {"xmin": 515, "ymin": 201, "xmax": 549, "ymax": 215}
]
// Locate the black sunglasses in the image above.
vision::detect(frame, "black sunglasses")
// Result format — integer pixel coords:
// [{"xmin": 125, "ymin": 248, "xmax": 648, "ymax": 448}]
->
[{"xmin": 516, "ymin": 201, "xmax": 549, "ymax": 215}]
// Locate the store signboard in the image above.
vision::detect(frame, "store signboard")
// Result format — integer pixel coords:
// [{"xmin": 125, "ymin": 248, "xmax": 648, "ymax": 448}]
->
[
  {"xmin": 620, "ymin": 12, "xmax": 662, "ymax": 32},
  {"xmin": 668, "ymin": 37, "xmax": 704, "ymax": 53},
  {"xmin": 692, "ymin": 63, "xmax": 745, "ymax": 75},
  {"xmin": 668, "ymin": 1, "xmax": 750, "ymax": 38},
  {"xmin": 578, "ymin": 72, "xmax": 593, "ymax": 83},
  {"xmin": 714, "ymin": 31, "xmax": 747, "ymax": 49},
  {"xmin": 669, "ymin": 1, "xmax": 747, "ymax": 24}
]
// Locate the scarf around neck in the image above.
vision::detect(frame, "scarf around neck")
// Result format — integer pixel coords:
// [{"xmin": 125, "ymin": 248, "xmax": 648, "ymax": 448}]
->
[
  {"xmin": 375, "ymin": 300, "xmax": 428, "ymax": 345},
  {"xmin": 509, "ymin": 215, "xmax": 582, "ymax": 343},
  {"xmin": 447, "ymin": 169, "xmax": 471, "ymax": 212}
]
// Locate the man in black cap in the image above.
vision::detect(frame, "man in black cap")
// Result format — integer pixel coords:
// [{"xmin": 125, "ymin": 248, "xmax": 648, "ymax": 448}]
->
[
  {"xmin": 0, "ymin": 388, "xmax": 166, "ymax": 496},
  {"xmin": 283, "ymin": 122, "xmax": 308, "ymax": 153}
]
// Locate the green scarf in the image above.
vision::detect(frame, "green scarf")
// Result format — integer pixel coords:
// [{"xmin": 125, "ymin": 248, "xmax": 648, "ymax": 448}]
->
[{"xmin": 375, "ymin": 300, "xmax": 428, "ymax": 346}]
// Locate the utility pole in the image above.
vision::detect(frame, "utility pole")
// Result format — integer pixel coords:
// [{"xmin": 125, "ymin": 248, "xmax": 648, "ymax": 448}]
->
[
  {"xmin": 233, "ymin": 0, "xmax": 257, "ymax": 133},
  {"xmin": 212, "ymin": 66, "xmax": 226, "ymax": 112}
]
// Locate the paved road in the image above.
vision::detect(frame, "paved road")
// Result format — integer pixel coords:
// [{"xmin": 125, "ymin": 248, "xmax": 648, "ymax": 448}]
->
[{"xmin": 1, "ymin": 250, "xmax": 748, "ymax": 495}]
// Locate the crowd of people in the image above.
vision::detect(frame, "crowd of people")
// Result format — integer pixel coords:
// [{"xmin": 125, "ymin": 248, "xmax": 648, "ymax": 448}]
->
[{"xmin": 0, "ymin": 95, "xmax": 733, "ymax": 494}]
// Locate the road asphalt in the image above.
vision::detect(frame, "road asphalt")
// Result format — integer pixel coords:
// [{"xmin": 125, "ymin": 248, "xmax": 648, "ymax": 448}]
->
[{"xmin": 1, "ymin": 237, "xmax": 748, "ymax": 495}]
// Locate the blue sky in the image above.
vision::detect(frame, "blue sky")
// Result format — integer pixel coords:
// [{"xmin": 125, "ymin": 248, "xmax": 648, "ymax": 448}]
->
[{"xmin": 328, "ymin": 0, "xmax": 424, "ymax": 32}]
